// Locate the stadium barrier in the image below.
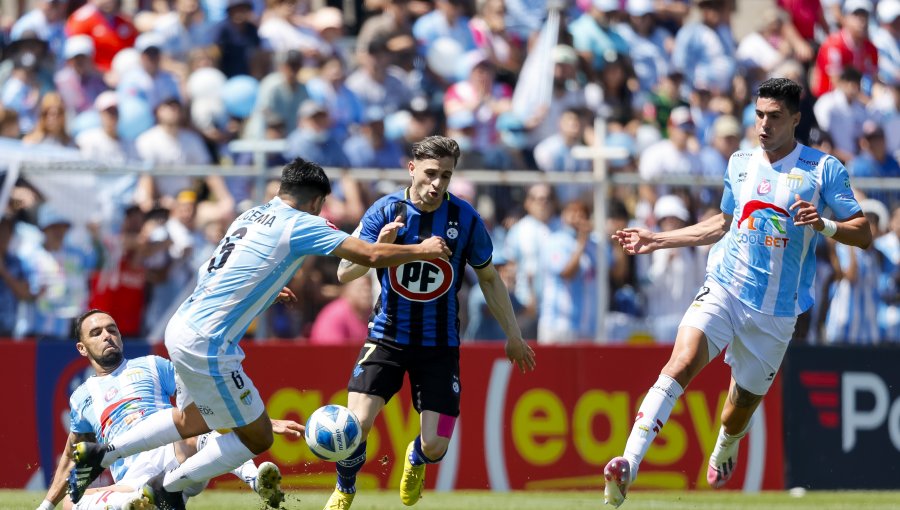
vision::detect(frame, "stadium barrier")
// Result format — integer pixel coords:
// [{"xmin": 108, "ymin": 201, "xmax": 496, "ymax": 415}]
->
[
  {"xmin": 782, "ymin": 345, "xmax": 900, "ymax": 490},
  {"xmin": 6, "ymin": 341, "xmax": 783, "ymax": 492}
]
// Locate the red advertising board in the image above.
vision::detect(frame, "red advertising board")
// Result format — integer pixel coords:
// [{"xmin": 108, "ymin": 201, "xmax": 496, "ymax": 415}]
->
[{"xmin": 4, "ymin": 342, "xmax": 783, "ymax": 492}]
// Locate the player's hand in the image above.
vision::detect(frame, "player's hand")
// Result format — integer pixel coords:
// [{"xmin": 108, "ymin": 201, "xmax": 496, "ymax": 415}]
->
[
  {"xmin": 420, "ymin": 236, "xmax": 452, "ymax": 260},
  {"xmin": 377, "ymin": 215, "xmax": 404, "ymax": 244},
  {"xmin": 611, "ymin": 227, "xmax": 657, "ymax": 255},
  {"xmin": 505, "ymin": 338, "xmax": 536, "ymax": 373},
  {"xmin": 789, "ymin": 193, "xmax": 824, "ymax": 230},
  {"xmin": 273, "ymin": 287, "xmax": 297, "ymax": 306},
  {"xmin": 271, "ymin": 419, "xmax": 304, "ymax": 438}
]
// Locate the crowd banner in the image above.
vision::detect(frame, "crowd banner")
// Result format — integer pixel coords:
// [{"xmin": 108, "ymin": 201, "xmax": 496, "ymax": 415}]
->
[
  {"xmin": 782, "ymin": 345, "xmax": 900, "ymax": 489},
  {"xmin": 3, "ymin": 341, "xmax": 783, "ymax": 491}
]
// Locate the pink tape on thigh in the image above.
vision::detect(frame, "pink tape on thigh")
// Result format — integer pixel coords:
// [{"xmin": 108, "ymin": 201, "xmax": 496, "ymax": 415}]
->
[{"xmin": 436, "ymin": 414, "xmax": 457, "ymax": 438}]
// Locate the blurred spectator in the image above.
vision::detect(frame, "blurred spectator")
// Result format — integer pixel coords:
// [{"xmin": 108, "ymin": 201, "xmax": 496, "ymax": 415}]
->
[
  {"xmin": 2, "ymin": 42, "xmax": 55, "ymax": 134},
  {"xmin": 118, "ymin": 32, "xmax": 182, "ymax": 110},
  {"xmin": 283, "ymin": 99, "xmax": 351, "ymax": 167},
  {"xmin": 851, "ymin": 121, "xmax": 900, "ymax": 207},
  {"xmin": 210, "ymin": 0, "xmax": 264, "ymax": 78},
  {"xmin": 597, "ymin": 53, "xmax": 638, "ymax": 128},
  {"xmin": 308, "ymin": 275, "xmax": 373, "ymax": 345},
  {"xmin": 65, "ymin": 0, "xmax": 138, "ymax": 73},
  {"xmin": 343, "ymin": 106, "xmax": 405, "ymax": 169},
  {"xmin": 503, "ymin": 183, "xmax": 558, "ymax": 338},
  {"xmin": 464, "ymin": 253, "xmax": 524, "ymax": 341},
  {"xmin": 469, "ymin": 0, "xmax": 523, "ymax": 77},
  {"xmin": 0, "ymin": 216, "xmax": 36, "ymax": 338},
  {"xmin": 616, "ymin": 0, "xmax": 673, "ymax": 95},
  {"xmin": 569, "ymin": 0, "xmax": 629, "ymax": 76},
  {"xmin": 151, "ymin": 0, "xmax": 213, "ymax": 62},
  {"xmin": 244, "ymin": 49, "xmax": 308, "ymax": 139},
  {"xmin": 18, "ymin": 205, "xmax": 101, "ymax": 339},
  {"xmin": 412, "ymin": 0, "xmax": 477, "ymax": 55},
  {"xmin": 534, "ymin": 108, "xmax": 592, "ymax": 203},
  {"xmin": 777, "ymin": 0, "xmax": 828, "ymax": 43},
  {"xmin": 76, "ymin": 91, "xmax": 136, "ymax": 164},
  {"xmin": 444, "ymin": 52, "xmax": 512, "ymax": 154},
  {"xmin": 671, "ymin": 0, "xmax": 735, "ymax": 96},
  {"xmin": 10, "ymin": 0, "xmax": 67, "ymax": 66},
  {"xmin": 813, "ymin": 66, "xmax": 869, "ymax": 162},
  {"xmin": 700, "ymin": 114, "xmax": 740, "ymax": 179},
  {"xmin": 0, "ymin": 107, "xmax": 21, "ymax": 138},
  {"xmin": 875, "ymin": 205, "xmax": 900, "ymax": 342},
  {"xmin": 504, "ymin": 0, "xmax": 547, "ymax": 41},
  {"xmin": 872, "ymin": 0, "xmax": 900, "ymax": 88},
  {"xmin": 811, "ymin": 0, "xmax": 878, "ymax": 97},
  {"xmin": 736, "ymin": 6, "xmax": 813, "ymax": 74},
  {"xmin": 307, "ymin": 6, "xmax": 346, "ymax": 62},
  {"xmin": 258, "ymin": 0, "xmax": 324, "ymax": 57},
  {"xmin": 54, "ymin": 35, "xmax": 107, "ymax": 115},
  {"xmin": 135, "ymin": 97, "xmax": 212, "ymax": 208},
  {"xmin": 356, "ymin": 0, "xmax": 415, "ymax": 59},
  {"xmin": 639, "ymin": 195, "xmax": 704, "ymax": 342},
  {"xmin": 346, "ymin": 36, "xmax": 413, "ymax": 114},
  {"xmin": 824, "ymin": 198, "xmax": 887, "ymax": 344},
  {"xmin": 306, "ymin": 55, "xmax": 364, "ymax": 141},
  {"xmin": 638, "ymin": 106, "xmax": 701, "ymax": 212},
  {"xmin": 537, "ymin": 199, "xmax": 597, "ymax": 344},
  {"xmin": 22, "ymin": 92, "xmax": 73, "ymax": 146}
]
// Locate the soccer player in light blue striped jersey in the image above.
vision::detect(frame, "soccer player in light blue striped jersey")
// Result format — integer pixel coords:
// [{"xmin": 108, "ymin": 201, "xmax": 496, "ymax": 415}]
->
[
  {"xmin": 68, "ymin": 158, "xmax": 451, "ymax": 509},
  {"xmin": 604, "ymin": 78, "xmax": 873, "ymax": 507}
]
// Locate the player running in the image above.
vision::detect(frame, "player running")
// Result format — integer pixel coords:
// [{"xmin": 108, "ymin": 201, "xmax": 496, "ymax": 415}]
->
[
  {"xmin": 324, "ymin": 136, "xmax": 536, "ymax": 509},
  {"xmin": 68, "ymin": 158, "xmax": 451, "ymax": 509},
  {"xmin": 603, "ymin": 78, "xmax": 872, "ymax": 507},
  {"xmin": 39, "ymin": 309, "xmax": 295, "ymax": 510}
]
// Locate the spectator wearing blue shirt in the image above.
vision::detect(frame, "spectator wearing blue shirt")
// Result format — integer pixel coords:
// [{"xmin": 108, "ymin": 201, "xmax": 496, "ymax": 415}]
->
[
  {"xmin": 569, "ymin": 0, "xmax": 630, "ymax": 75},
  {"xmin": 10, "ymin": 0, "xmax": 67, "ymax": 66},
  {"xmin": 671, "ymin": 0, "xmax": 736, "ymax": 96},
  {"xmin": 464, "ymin": 253, "xmax": 524, "ymax": 341},
  {"xmin": 343, "ymin": 106, "xmax": 405, "ymax": 169},
  {"xmin": 306, "ymin": 56, "xmax": 365, "ymax": 142},
  {"xmin": 209, "ymin": 0, "xmax": 264, "ymax": 78},
  {"xmin": 851, "ymin": 121, "xmax": 900, "ymax": 207},
  {"xmin": 872, "ymin": 1, "xmax": 900, "ymax": 89},
  {"xmin": 413, "ymin": 0, "xmax": 477, "ymax": 56},
  {"xmin": 533, "ymin": 108, "xmax": 592, "ymax": 203},
  {"xmin": 346, "ymin": 36, "xmax": 413, "ymax": 115},
  {"xmin": 284, "ymin": 100, "xmax": 350, "ymax": 168},
  {"xmin": 117, "ymin": 33, "xmax": 181, "ymax": 110},
  {"xmin": 0, "ymin": 217, "xmax": 36, "ymax": 338},
  {"xmin": 615, "ymin": 0, "xmax": 672, "ymax": 94}
]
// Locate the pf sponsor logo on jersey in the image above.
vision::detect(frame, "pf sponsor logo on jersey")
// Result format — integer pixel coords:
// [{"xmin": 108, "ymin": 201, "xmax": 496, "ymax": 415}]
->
[
  {"xmin": 389, "ymin": 259, "xmax": 454, "ymax": 301},
  {"xmin": 757, "ymin": 179, "xmax": 771, "ymax": 195}
]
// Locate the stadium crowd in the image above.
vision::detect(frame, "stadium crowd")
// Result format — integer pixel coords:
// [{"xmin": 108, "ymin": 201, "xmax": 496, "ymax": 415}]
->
[{"xmin": 0, "ymin": 0, "xmax": 899, "ymax": 345}]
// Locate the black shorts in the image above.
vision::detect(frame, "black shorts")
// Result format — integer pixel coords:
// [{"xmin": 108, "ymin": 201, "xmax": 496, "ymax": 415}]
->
[{"xmin": 347, "ymin": 339, "xmax": 461, "ymax": 417}]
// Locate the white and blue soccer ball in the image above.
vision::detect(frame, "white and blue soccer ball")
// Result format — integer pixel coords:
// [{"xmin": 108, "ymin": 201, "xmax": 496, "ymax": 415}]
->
[{"xmin": 304, "ymin": 404, "xmax": 362, "ymax": 462}]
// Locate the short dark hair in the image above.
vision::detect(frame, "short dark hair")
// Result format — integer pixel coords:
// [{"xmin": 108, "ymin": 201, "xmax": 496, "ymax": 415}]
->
[
  {"xmin": 411, "ymin": 136, "xmax": 460, "ymax": 166},
  {"xmin": 839, "ymin": 66, "xmax": 863, "ymax": 84},
  {"xmin": 74, "ymin": 309, "xmax": 111, "ymax": 342},
  {"xmin": 757, "ymin": 77, "xmax": 802, "ymax": 113},
  {"xmin": 279, "ymin": 157, "xmax": 332, "ymax": 202}
]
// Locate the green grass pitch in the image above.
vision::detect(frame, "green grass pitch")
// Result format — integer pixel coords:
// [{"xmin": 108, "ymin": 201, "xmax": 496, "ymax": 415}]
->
[{"xmin": 3, "ymin": 489, "xmax": 900, "ymax": 509}]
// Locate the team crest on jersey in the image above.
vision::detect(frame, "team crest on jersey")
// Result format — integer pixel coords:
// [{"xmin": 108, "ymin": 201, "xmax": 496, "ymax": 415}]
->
[
  {"xmin": 388, "ymin": 259, "xmax": 454, "ymax": 302},
  {"xmin": 124, "ymin": 369, "xmax": 144, "ymax": 383},
  {"xmin": 786, "ymin": 174, "xmax": 803, "ymax": 190},
  {"xmin": 757, "ymin": 179, "xmax": 771, "ymax": 195},
  {"xmin": 240, "ymin": 389, "xmax": 252, "ymax": 406},
  {"xmin": 446, "ymin": 221, "xmax": 459, "ymax": 240}
]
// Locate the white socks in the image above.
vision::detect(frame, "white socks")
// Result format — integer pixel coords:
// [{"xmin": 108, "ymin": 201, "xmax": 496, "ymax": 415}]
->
[
  {"xmin": 623, "ymin": 374, "xmax": 684, "ymax": 479},
  {"xmin": 710, "ymin": 422, "xmax": 750, "ymax": 464},
  {"xmin": 162, "ymin": 430, "xmax": 255, "ymax": 492},
  {"xmin": 196, "ymin": 430, "xmax": 259, "ymax": 488},
  {"xmin": 102, "ymin": 410, "xmax": 182, "ymax": 467},
  {"xmin": 73, "ymin": 488, "xmax": 144, "ymax": 509}
]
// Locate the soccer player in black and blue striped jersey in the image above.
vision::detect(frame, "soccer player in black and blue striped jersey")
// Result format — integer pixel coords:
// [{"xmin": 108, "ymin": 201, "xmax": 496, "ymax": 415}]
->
[{"xmin": 325, "ymin": 136, "xmax": 536, "ymax": 509}]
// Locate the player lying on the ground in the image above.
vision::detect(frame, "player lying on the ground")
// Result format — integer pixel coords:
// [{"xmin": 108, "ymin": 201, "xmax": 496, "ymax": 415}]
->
[{"xmin": 35, "ymin": 309, "xmax": 301, "ymax": 510}]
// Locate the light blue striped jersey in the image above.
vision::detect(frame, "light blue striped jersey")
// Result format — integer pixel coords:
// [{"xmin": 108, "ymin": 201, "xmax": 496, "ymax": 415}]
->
[
  {"xmin": 712, "ymin": 144, "xmax": 861, "ymax": 316},
  {"xmin": 824, "ymin": 244, "xmax": 882, "ymax": 344},
  {"xmin": 69, "ymin": 356, "xmax": 176, "ymax": 482},
  {"xmin": 176, "ymin": 197, "xmax": 349, "ymax": 344},
  {"xmin": 874, "ymin": 233, "xmax": 900, "ymax": 342}
]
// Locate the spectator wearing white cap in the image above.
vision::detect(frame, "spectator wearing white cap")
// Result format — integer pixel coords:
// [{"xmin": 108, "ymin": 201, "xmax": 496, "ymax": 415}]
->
[
  {"xmin": 117, "ymin": 32, "xmax": 181, "ymax": 110},
  {"xmin": 568, "ymin": 0, "xmax": 629, "ymax": 76},
  {"xmin": 824, "ymin": 197, "xmax": 887, "ymax": 345},
  {"xmin": 699, "ymin": 114, "xmax": 741, "ymax": 179},
  {"xmin": 53, "ymin": 35, "xmax": 107, "ymax": 115},
  {"xmin": 811, "ymin": 0, "xmax": 879, "ymax": 97},
  {"xmin": 76, "ymin": 91, "xmax": 138, "ymax": 165},
  {"xmin": 638, "ymin": 194, "xmax": 705, "ymax": 342},
  {"xmin": 871, "ymin": 0, "xmax": 900, "ymax": 88},
  {"xmin": 614, "ymin": 0, "xmax": 673, "ymax": 94}
]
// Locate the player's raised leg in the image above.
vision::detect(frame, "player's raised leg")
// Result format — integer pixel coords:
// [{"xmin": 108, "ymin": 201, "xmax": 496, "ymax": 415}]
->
[
  {"xmin": 604, "ymin": 326, "xmax": 709, "ymax": 507},
  {"xmin": 400, "ymin": 410, "xmax": 454, "ymax": 506},
  {"xmin": 707, "ymin": 380, "xmax": 762, "ymax": 488}
]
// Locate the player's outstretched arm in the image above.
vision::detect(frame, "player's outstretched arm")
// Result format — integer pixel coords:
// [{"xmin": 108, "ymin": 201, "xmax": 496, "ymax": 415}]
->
[
  {"xmin": 790, "ymin": 194, "xmax": 872, "ymax": 249},
  {"xmin": 332, "ymin": 235, "xmax": 450, "ymax": 270},
  {"xmin": 40, "ymin": 432, "xmax": 94, "ymax": 509},
  {"xmin": 337, "ymin": 216, "xmax": 406, "ymax": 283},
  {"xmin": 612, "ymin": 212, "xmax": 731, "ymax": 255},
  {"xmin": 474, "ymin": 264, "xmax": 536, "ymax": 373}
]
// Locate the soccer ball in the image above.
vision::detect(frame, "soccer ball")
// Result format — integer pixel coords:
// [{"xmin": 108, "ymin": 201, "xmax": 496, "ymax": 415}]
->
[{"xmin": 304, "ymin": 404, "xmax": 362, "ymax": 462}]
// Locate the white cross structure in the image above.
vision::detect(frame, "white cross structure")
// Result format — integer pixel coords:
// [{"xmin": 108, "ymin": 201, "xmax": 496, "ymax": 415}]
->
[{"xmin": 571, "ymin": 119, "xmax": 630, "ymax": 342}]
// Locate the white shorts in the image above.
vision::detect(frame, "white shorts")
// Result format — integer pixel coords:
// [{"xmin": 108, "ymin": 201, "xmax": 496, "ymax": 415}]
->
[
  {"xmin": 679, "ymin": 278, "xmax": 796, "ymax": 395},
  {"xmin": 116, "ymin": 444, "xmax": 178, "ymax": 488},
  {"xmin": 165, "ymin": 314, "xmax": 266, "ymax": 430}
]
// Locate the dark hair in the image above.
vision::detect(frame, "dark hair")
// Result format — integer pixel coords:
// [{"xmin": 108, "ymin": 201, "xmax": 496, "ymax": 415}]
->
[
  {"xmin": 74, "ymin": 309, "xmax": 111, "ymax": 342},
  {"xmin": 839, "ymin": 66, "xmax": 863, "ymax": 84},
  {"xmin": 757, "ymin": 77, "xmax": 802, "ymax": 113},
  {"xmin": 279, "ymin": 157, "xmax": 332, "ymax": 202},
  {"xmin": 411, "ymin": 136, "xmax": 460, "ymax": 166}
]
